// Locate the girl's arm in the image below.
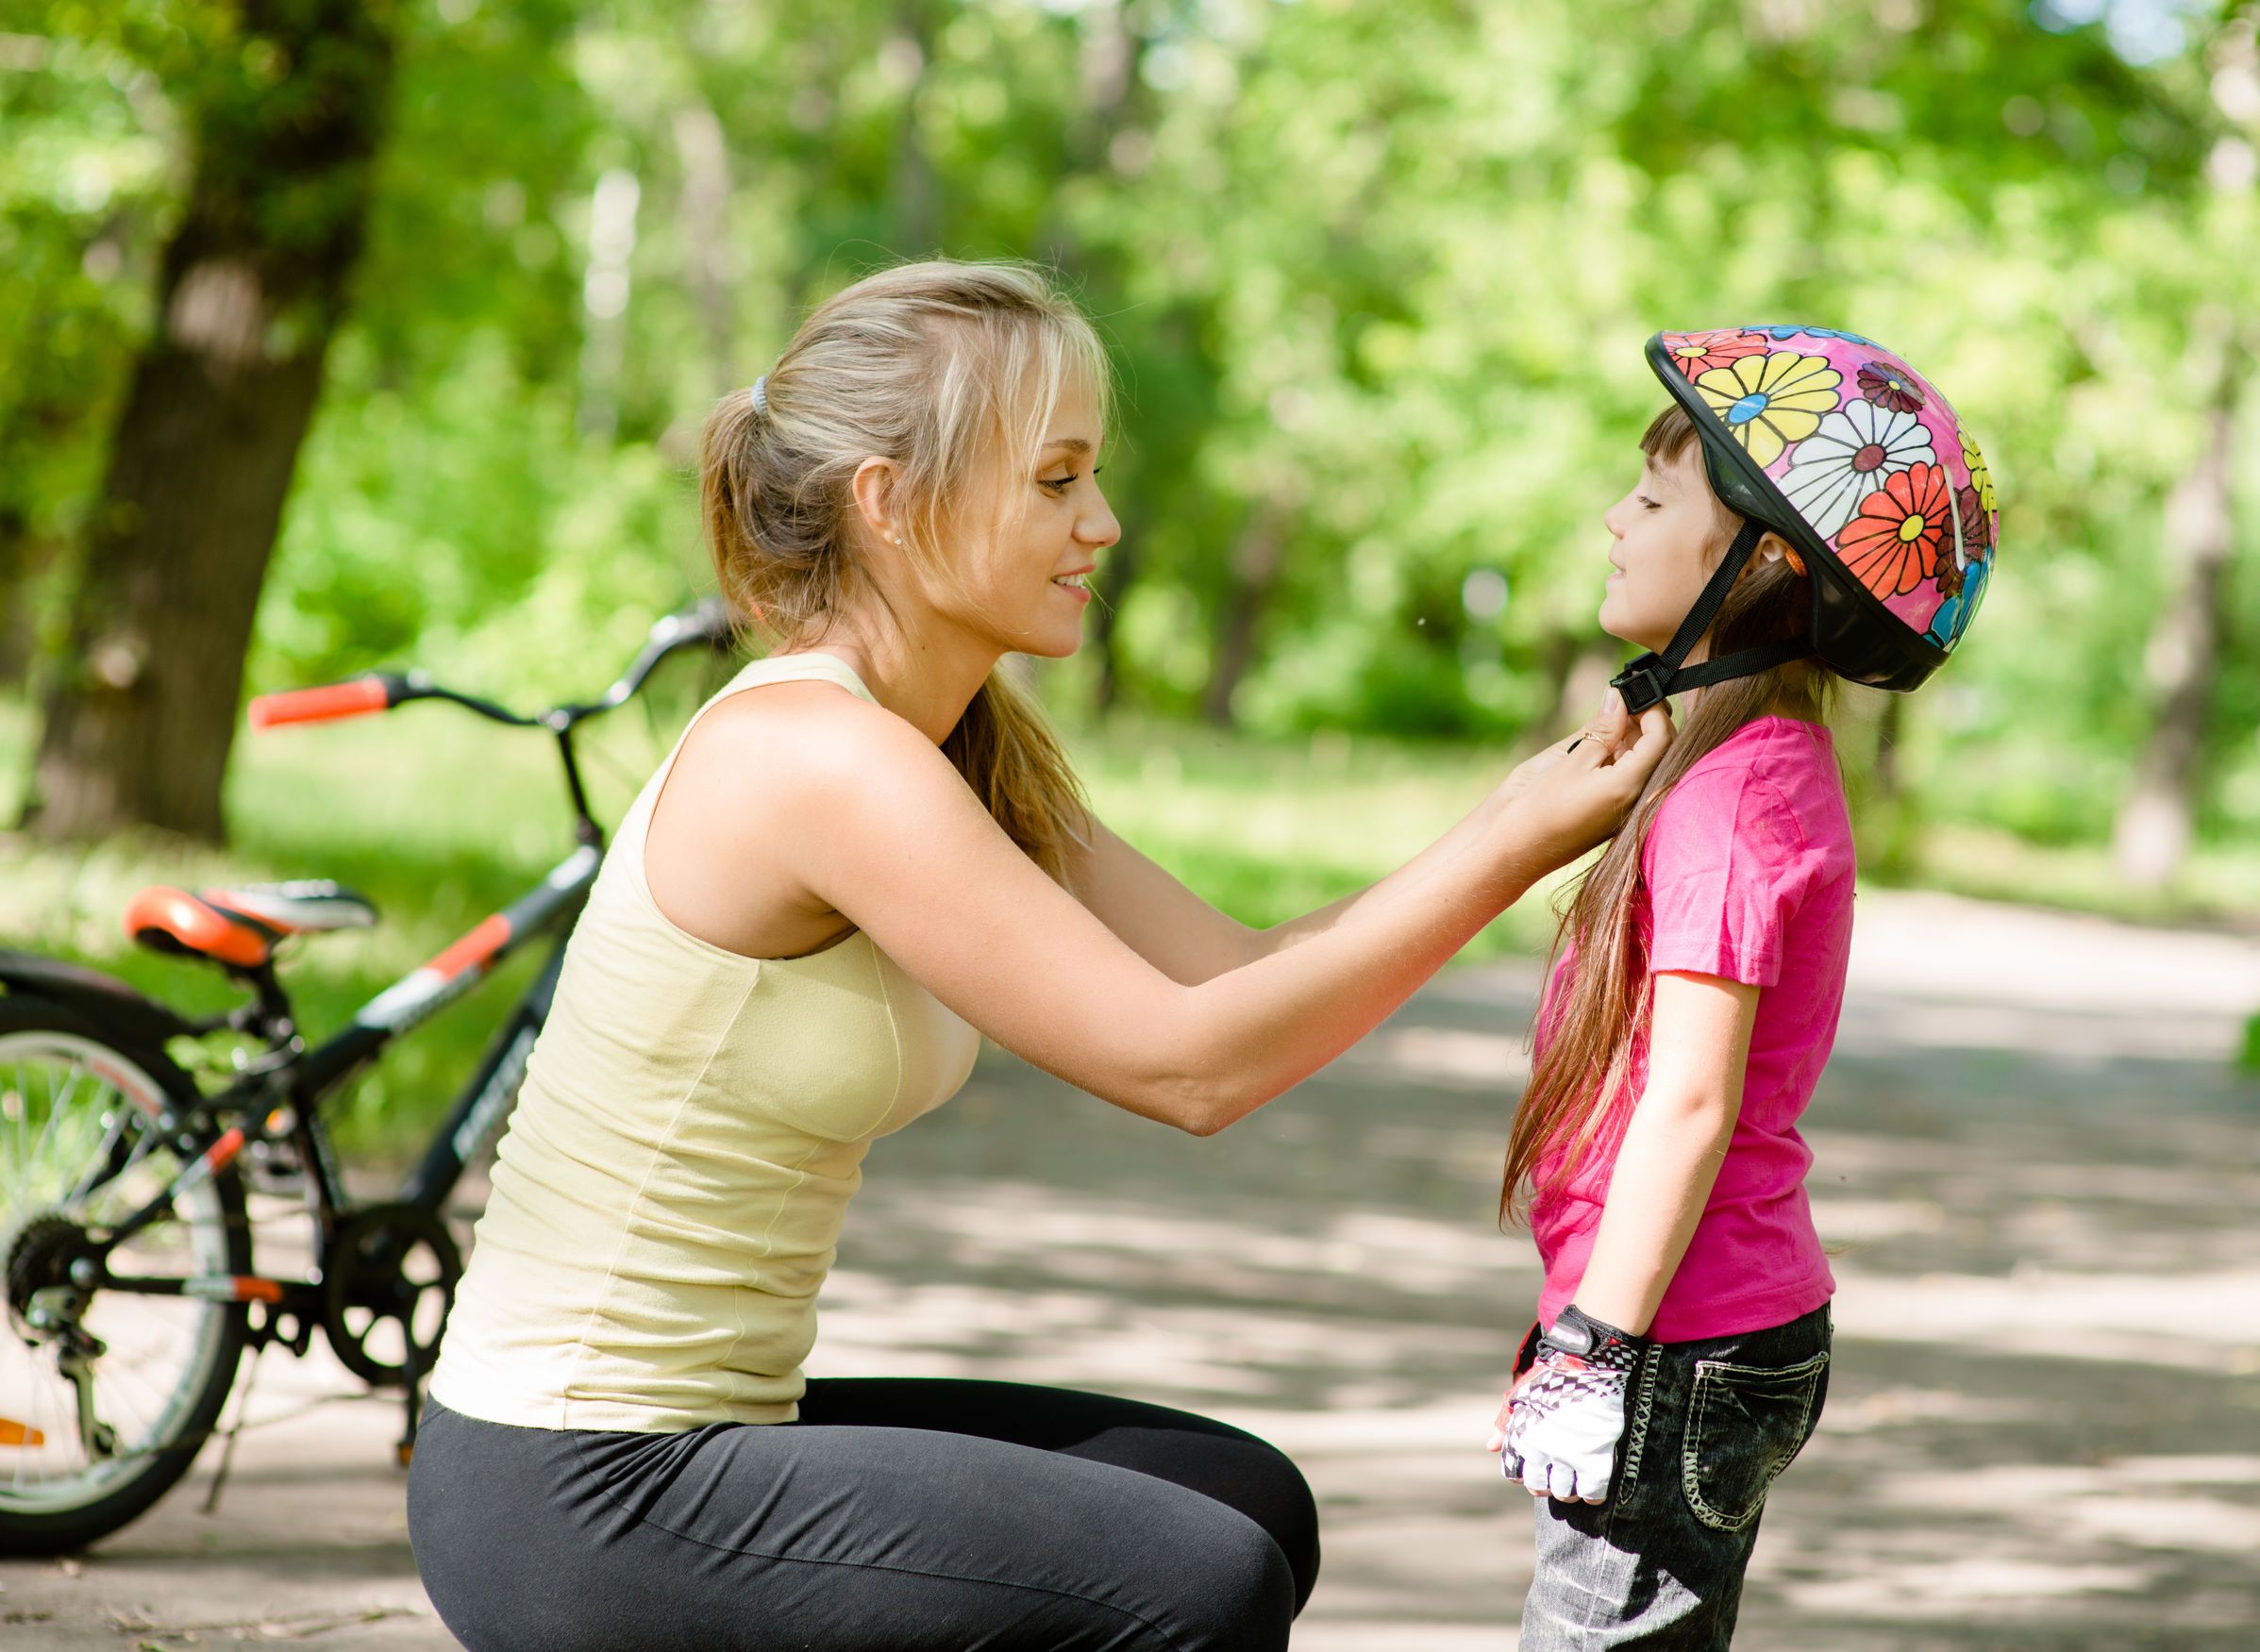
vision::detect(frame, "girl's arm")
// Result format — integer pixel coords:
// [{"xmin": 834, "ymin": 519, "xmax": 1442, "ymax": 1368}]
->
[
  {"xmin": 681, "ymin": 688, "xmax": 1669, "ymax": 1136},
  {"xmin": 1555, "ymin": 970, "xmax": 1760, "ymax": 1335},
  {"xmin": 1065, "ymin": 733, "xmax": 1602, "ymax": 986}
]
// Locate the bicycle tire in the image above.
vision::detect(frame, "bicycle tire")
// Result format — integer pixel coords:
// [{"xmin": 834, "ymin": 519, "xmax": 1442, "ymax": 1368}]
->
[{"xmin": 0, "ymin": 993, "xmax": 250, "ymax": 1556}]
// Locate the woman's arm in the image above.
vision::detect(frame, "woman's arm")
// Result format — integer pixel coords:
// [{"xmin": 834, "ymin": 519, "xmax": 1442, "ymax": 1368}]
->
[
  {"xmin": 1065, "ymin": 720, "xmax": 1617, "ymax": 986},
  {"xmin": 689, "ymin": 687, "xmax": 1668, "ymax": 1136},
  {"xmin": 1556, "ymin": 970, "xmax": 1759, "ymax": 1335}
]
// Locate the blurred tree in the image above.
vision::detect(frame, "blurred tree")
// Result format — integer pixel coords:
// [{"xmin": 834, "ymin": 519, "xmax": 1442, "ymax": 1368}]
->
[
  {"xmin": 4, "ymin": 0, "xmax": 2254, "ymax": 890},
  {"xmin": 23, "ymin": 0, "xmax": 397, "ymax": 842}
]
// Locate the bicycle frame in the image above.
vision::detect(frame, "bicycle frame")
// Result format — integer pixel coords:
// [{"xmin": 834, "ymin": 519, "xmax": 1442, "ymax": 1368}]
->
[
  {"xmin": 82, "ymin": 838, "xmax": 601, "ymax": 1307},
  {"xmin": 67, "ymin": 596, "xmax": 738, "ymax": 1309}
]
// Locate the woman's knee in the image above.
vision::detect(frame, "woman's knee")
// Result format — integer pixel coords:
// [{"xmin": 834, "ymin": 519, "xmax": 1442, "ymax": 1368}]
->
[
  {"xmin": 1165, "ymin": 1514, "xmax": 1297, "ymax": 1652},
  {"xmin": 1233, "ymin": 1437, "xmax": 1322, "ymax": 1610}
]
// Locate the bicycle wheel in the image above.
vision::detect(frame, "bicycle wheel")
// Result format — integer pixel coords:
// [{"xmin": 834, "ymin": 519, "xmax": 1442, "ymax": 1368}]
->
[{"xmin": 0, "ymin": 994, "xmax": 249, "ymax": 1555}]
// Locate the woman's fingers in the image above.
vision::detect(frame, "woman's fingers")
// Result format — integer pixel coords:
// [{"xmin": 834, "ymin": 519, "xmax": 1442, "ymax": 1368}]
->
[
  {"xmin": 1606, "ymin": 700, "xmax": 1675, "ymax": 776},
  {"xmin": 1582, "ymin": 687, "xmax": 1629, "ymax": 753}
]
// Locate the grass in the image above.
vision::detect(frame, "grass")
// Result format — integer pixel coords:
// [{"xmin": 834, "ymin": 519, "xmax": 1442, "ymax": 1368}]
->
[{"xmin": 6, "ymin": 686, "xmax": 2259, "ymax": 1149}]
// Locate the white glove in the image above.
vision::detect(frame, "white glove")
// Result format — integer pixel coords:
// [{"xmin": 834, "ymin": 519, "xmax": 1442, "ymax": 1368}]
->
[{"xmin": 1495, "ymin": 1306, "xmax": 1645, "ymax": 1504}]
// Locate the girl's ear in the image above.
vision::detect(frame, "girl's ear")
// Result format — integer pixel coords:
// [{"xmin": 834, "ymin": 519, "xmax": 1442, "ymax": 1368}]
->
[{"xmin": 1757, "ymin": 530, "xmax": 1807, "ymax": 578}]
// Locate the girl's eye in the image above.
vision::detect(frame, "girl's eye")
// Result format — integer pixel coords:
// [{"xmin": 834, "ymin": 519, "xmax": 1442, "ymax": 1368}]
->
[
  {"xmin": 1040, "ymin": 474, "xmax": 1078, "ymax": 494},
  {"xmin": 1637, "ymin": 494, "xmax": 1661, "ymax": 510}
]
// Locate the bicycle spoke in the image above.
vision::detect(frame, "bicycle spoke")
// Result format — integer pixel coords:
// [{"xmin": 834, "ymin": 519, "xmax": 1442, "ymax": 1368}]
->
[
  {"xmin": 3, "ymin": 1026, "xmax": 241, "ymax": 1523},
  {"xmin": 27, "ymin": 1058, "xmax": 81, "ymax": 1188}
]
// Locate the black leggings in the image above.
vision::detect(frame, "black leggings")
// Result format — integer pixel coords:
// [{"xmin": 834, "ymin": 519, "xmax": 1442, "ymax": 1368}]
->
[{"xmin": 408, "ymin": 1379, "xmax": 1320, "ymax": 1651}]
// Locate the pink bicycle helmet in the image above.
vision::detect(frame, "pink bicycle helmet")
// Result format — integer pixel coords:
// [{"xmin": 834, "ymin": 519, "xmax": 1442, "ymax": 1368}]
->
[{"xmin": 1609, "ymin": 325, "xmax": 1998, "ymax": 712}]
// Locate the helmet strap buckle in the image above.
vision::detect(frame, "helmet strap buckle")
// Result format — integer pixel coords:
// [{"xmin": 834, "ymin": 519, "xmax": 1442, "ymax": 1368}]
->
[{"xmin": 1610, "ymin": 654, "xmax": 1670, "ymax": 715}]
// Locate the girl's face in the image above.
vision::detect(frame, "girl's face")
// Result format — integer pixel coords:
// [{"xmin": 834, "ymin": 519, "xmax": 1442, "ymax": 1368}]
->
[
  {"xmin": 953, "ymin": 375, "xmax": 1120, "ymax": 659},
  {"xmin": 1598, "ymin": 442, "xmax": 1738, "ymax": 656}
]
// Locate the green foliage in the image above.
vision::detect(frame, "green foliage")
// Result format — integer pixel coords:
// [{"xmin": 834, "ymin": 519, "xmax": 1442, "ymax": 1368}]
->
[{"xmin": 5, "ymin": 0, "xmax": 2260, "ymax": 877}]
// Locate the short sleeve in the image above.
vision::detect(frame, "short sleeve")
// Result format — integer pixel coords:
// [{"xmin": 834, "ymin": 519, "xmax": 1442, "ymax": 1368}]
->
[{"xmin": 1639, "ymin": 769, "xmax": 1808, "ymax": 987}]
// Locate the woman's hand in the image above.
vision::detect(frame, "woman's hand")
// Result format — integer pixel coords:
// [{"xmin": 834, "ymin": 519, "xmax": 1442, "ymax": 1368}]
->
[{"xmin": 1497, "ymin": 688, "xmax": 1673, "ymax": 870}]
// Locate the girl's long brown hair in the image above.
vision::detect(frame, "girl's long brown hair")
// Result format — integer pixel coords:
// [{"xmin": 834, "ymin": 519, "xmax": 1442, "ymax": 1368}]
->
[
  {"xmin": 698, "ymin": 260, "xmax": 1106, "ymax": 881},
  {"xmin": 1500, "ymin": 405, "xmax": 1838, "ymax": 1226}
]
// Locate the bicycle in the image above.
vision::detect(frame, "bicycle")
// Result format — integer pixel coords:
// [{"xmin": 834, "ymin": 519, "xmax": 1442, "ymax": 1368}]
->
[{"xmin": 0, "ymin": 599, "xmax": 736, "ymax": 1554}]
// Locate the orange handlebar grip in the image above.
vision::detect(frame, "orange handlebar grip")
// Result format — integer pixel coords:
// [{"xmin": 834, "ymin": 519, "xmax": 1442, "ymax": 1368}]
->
[{"xmin": 249, "ymin": 676, "xmax": 392, "ymax": 730}]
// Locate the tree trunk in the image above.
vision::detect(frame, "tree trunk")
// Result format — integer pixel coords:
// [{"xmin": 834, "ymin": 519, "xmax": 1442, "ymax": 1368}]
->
[
  {"xmin": 1089, "ymin": 533, "xmax": 1139, "ymax": 713},
  {"xmin": 24, "ymin": 0, "xmax": 396, "ymax": 843},
  {"xmin": 0, "ymin": 505, "xmax": 49, "ymax": 690},
  {"xmin": 1202, "ymin": 498, "xmax": 1290, "ymax": 727},
  {"xmin": 1871, "ymin": 693, "xmax": 1905, "ymax": 801},
  {"xmin": 887, "ymin": 4, "xmax": 943, "ymax": 256},
  {"xmin": 1042, "ymin": 1, "xmax": 1148, "ymax": 720},
  {"xmin": 674, "ymin": 98, "xmax": 739, "ymax": 392},
  {"xmin": 2113, "ymin": 375, "xmax": 2241, "ymax": 889}
]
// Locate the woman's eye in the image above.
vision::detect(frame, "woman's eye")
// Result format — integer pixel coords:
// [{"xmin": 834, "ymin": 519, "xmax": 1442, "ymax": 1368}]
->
[
  {"xmin": 1040, "ymin": 474, "xmax": 1078, "ymax": 494},
  {"xmin": 1637, "ymin": 495, "xmax": 1661, "ymax": 510}
]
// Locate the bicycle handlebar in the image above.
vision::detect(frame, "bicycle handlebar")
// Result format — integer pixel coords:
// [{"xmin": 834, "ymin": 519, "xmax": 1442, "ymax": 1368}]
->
[
  {"xmin": 248, "ymin": 599, "xmax": 737, "ymax": 736},
  {"xmin": 249, "ymin": 673, "xmax": 417, "ymax": 729}
]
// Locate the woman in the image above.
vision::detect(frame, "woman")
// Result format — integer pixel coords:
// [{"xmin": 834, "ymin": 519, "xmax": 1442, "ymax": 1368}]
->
[{"xmin": 407, "ymin": 259, "xmax": 1672, "ymax": 1652}]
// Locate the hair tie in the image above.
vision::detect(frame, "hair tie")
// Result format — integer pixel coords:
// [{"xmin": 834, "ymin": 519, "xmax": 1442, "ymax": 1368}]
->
[{"xmin": 749, "ymin": 375, "xmax": 768, "ymax": 416}]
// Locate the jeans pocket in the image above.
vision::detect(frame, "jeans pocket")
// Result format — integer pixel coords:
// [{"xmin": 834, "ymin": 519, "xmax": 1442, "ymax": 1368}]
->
[{"xmin": 1681, "ymin": 1349, "xmax": 1829, "ymax": 1532}]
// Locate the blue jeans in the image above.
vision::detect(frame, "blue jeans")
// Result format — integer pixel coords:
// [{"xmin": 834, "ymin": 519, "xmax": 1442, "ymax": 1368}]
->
[{"xmin": 1516, "ymin": 1304, "xmax": 1832, "ymax": 1650}]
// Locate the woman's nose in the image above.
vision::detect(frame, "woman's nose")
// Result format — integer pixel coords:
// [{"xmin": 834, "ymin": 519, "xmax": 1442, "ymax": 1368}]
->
[{"xmin": 1080, "ymin": 492, "xmax": 1122, "ymax": 549}]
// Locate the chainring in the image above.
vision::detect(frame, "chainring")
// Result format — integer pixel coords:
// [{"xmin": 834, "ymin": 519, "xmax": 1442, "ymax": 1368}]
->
[{"xmin": 319, "ymin": 1203, "xmax": 461, "ymax": 1390}]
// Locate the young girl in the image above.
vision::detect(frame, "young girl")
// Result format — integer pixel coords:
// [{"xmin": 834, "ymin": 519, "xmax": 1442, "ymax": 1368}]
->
[
  {"xmin": 408, "ymin": 260, "xmax": 1673, "ymax": 1652},
  {"xmin": 1487, "ymin": 325, "xmax": 1999, "ymax": 1648}
]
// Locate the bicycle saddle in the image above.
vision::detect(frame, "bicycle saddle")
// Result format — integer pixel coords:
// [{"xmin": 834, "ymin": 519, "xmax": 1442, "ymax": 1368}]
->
[{"xmin": 125, "ymin": 880, "xmax": 378, "ymax": 969}]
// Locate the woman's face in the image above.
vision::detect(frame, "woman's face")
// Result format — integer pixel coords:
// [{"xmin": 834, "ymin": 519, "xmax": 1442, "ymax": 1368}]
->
[
  {"xmin": 952, "ymin": 376, "xmax": 1120, "ymax": 659},
  {"xmin": 1598, "ymin": 442, "xmax": 1736, "ymax": 656}
]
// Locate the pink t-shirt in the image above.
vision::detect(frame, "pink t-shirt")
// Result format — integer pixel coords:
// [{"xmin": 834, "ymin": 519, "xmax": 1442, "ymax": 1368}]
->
[{"xmin": 1530, "ymin": 715, "xmax": 1853, "ymax": 1343}]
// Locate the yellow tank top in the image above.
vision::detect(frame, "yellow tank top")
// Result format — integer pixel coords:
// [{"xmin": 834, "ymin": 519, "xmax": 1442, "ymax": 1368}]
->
[{"xmin": 429, "ymin": 653, "xmax": 980, "ymax": 1431}]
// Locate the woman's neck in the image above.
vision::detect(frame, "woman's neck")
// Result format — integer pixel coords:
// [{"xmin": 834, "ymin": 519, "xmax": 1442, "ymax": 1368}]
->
[{"xmin": 782, "ymin": 605, "xmax": 1001, "ymax": 745}]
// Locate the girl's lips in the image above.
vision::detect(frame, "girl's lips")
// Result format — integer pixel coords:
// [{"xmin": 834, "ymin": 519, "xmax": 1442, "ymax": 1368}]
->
[{"xmin": 1054, "ymin": 580, "xmax": 1092, "ymax": 606}]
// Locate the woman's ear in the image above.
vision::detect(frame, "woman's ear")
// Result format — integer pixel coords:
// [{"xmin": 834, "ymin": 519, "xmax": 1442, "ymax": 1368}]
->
[{"xmin": 850, "ymin": 456, "xmax": 902, "ymax": 547}]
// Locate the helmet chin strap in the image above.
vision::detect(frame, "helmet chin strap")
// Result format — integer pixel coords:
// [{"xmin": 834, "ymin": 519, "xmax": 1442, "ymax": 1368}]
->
[{"xmin": 1609, "ymin": 517, "xmax": 1815, "ymax": 715}]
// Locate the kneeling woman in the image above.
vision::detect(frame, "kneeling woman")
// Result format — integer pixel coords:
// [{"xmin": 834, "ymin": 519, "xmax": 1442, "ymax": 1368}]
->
[{"xmin": 408, "ymin": 259, "xmax": 1671, "ymax": 1651}]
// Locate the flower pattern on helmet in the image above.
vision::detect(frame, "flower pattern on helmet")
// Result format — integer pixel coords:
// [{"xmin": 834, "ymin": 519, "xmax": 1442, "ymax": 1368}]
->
[
  {"xmin": 1837, "ymin": 461, "xmax": 1950, "ymax": 598},
  {"xmin": 1663, "ymin": 328, "xmax": 1769, "ymax": 379},
  {"xmin": 1927, "ymin": 554, "xmax": 1988, "ymax": 646},
  {"xmin": 1693, "ymin": 351, "xmax": 1842, "ymax": 467},
  {"xmin": 1651, "ymin": 325, "xmax": 1998, "ymax": 662},
  {"xmin": 1953, "ymin": 482, "xmax": 1992, "ymax": 569},
  {"xmin": 1961, "ymin": 431, "xmax": 1995, "ymax": 517},
  {"xmin": 1856, "ymin": 360, "xmax": 1925, "ymax": 415},
  {"xmin": 1779, "ymin": 401, "xmax": 1936, "ymax": 537}
]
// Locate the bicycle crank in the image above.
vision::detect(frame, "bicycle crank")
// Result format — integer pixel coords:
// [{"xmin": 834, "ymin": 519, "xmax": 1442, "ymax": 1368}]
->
[{"xmin": 319, "ymin": 1203, "xmax": 461, "ymax": 1392}]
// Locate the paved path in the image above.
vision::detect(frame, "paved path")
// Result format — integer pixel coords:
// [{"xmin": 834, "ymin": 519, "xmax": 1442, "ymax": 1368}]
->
[{"xmin": 6, "ymin": 890, "xmax": 2258, "ymax": 1648}]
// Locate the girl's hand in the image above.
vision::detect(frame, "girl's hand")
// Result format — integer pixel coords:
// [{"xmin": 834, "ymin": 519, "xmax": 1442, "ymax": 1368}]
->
[
  {"xmin": 1499, "ymin": 689, "xmax": 1674, "ymax": 868},
  {"xmin": 1486, "ymin": 1306, "xmax": 1646, "ymax": 1504}
]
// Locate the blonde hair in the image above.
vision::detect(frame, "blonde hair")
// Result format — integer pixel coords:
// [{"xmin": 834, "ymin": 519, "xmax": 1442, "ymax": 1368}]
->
[{"xmin": 699, "ymin": 260, "xmax": 1110, "ymax": 881}]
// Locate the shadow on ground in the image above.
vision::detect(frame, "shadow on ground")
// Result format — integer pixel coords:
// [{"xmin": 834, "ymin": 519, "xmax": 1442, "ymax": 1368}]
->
[{"xmin": 5, "ymin": 891, "xmax": 2256, "ymax": 1649}]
